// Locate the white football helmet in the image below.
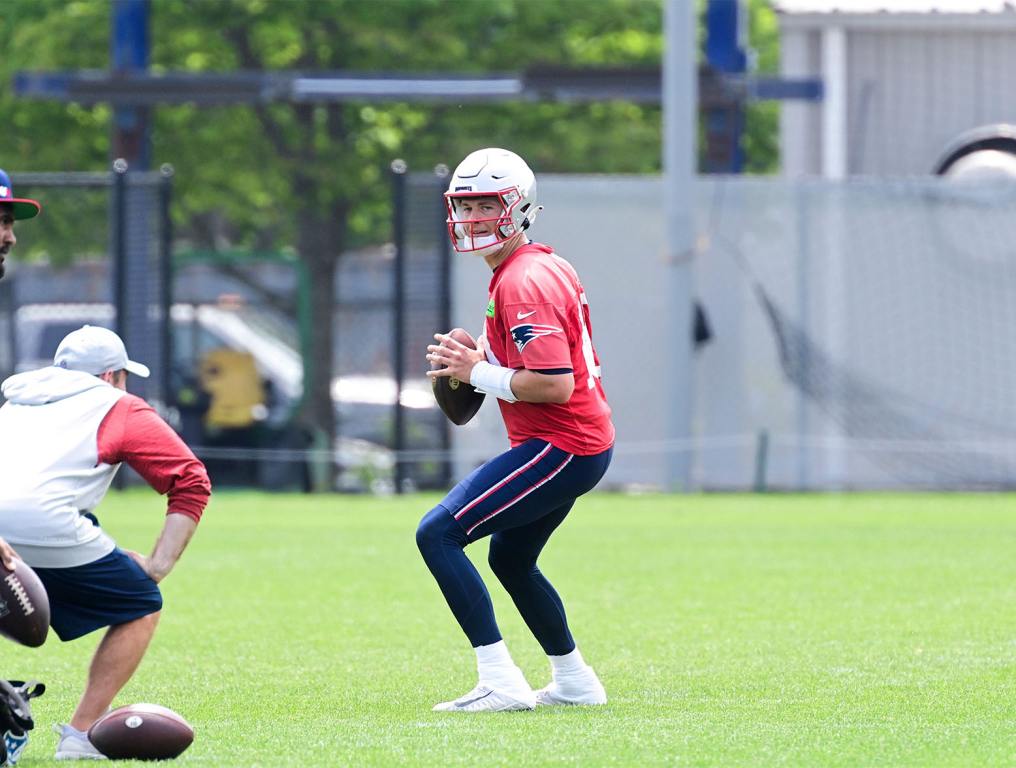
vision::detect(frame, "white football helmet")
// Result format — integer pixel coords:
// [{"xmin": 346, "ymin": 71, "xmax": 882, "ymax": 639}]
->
[{"xmin": 445, "ymin": 148, "xmax": 542, "ymax": 258}]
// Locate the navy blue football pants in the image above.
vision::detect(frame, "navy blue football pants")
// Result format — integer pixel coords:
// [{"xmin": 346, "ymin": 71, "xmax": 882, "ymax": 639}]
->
[{"xmin": 416, "ymin": 438, "xmax": 612, "ymax": 656}]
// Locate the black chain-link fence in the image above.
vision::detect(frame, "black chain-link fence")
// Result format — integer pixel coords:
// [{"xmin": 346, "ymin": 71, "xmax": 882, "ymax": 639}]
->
[
  {"xmin": 165, "ymin": 166, "xmax": 454, "ymax": 494},
  {"xmin": 0, "ymin": 167, "xmax": 172, "ymax": 407},
  {"xmin": 390, "ymin": 166, "xmax": 451, "ymax": 491}
]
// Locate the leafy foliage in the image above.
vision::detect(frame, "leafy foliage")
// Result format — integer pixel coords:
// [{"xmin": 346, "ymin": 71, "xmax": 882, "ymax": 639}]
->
[
  {"xmin": 745, "ymin": 0, "xmax": 780, "ymax": 174},
  {"xmin": 0, "ymin": 0, "xmax": 785, "ymax": 248}
]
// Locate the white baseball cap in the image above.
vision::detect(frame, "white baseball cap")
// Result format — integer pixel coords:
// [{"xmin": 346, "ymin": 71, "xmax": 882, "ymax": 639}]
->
[{"xmin": 54, "ymin": 325, "xmax": 151, "ymax": 378}]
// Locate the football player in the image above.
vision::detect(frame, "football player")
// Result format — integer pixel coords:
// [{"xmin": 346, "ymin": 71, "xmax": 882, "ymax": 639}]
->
[
  {"xmin": 0, "ymin": 323, "xmax": 210, "ymax": 759},
  {"xmin": 421, "ymin": 148, "xmax": 615, "ymax": 712}
]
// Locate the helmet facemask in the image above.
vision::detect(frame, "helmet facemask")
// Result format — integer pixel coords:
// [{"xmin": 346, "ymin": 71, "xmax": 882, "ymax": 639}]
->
[
  {"xmin": 444, "ymin": 148, "xmax": 542, "ymax": 259},
  {"xmin": 445, "ymin": 188, "xmax": 531, "ymax": 258}
]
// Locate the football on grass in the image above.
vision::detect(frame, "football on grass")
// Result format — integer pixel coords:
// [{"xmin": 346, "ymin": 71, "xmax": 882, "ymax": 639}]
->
[
  {"xmin": 0, "ymin": 560, "xmax": 50, "ymax": 648},
  {"xmin": 88, "ymin": 704, "xmax": 194, "ymax": 761},
  {"xmin": 432, "ymin": 328, "xmax": 486, "ymax": 426}
]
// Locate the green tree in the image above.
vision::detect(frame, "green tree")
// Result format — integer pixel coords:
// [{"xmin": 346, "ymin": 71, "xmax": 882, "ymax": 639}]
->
[
  {"xmin": 745, "ymin": 0, "xmax": 780, "ymax": 174},
  {"xmin": 0, "ymin": 0, "xmax": 111, "ymax": 262}
]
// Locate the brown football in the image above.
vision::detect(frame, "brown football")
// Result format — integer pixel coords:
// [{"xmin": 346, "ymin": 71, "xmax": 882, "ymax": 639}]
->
[
  {"xmin": 88, "ymin": 703, "xmax": 194, "ymax": 760},
  {"xmin": 0, "ymin": 560, "xmax": 50, "ymax": 648},
  {"xmin": 432, "ymin": 328, "xmax": 486, "ymax": 426}
]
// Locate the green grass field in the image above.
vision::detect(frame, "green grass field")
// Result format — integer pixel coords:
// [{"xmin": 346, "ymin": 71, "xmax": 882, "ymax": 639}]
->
[{"xmin": 5, "ymin": 491, "xmax": 1015, "ymax": 767}]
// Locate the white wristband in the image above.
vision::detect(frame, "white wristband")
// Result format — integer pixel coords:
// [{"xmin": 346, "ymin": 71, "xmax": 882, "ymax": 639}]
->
[{"xmin": 470, "ymin": 361, "xmax": 517, "ymax": 403}]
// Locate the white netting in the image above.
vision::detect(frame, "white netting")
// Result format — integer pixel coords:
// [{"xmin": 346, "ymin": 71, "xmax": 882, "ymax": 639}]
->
[{"xmin": 701, "ymin": 176, "xmax": 1016, "ymax": 488}]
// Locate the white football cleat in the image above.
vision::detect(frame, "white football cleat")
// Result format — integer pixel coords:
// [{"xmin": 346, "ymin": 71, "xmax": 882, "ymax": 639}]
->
[
  {"xmin": 534, "ymin": 667, "xmax": 607, "ymax": 706},
  {"xmin": 53, "ymin": 724, "xmax": 107, "ymax": 761},
  {"xmin": 433, "ymin": 684, "xmax": 536, "ymax": 712}
]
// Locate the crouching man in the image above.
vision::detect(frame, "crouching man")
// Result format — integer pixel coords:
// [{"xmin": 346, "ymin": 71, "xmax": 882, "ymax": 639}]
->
[{"xmin": 0, "ymin": 326, "xmax": 211, "ymax": 760}]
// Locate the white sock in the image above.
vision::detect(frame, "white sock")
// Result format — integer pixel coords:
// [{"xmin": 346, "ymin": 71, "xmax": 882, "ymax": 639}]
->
[
  {"xmin": 475, "ymin": 640, "xmax": 513, "ymax": 668},
  {"xmin": 475, "ymin": 641, "xmax": 525, "ymax": 690},
  {"xmin": 549, "ymin": 647, "xmax": 588, "ymax": 677}
]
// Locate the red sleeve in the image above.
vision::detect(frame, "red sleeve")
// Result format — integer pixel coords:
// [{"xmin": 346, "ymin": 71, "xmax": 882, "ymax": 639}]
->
[
  {"xmin": 498, "ymin": 266, "xmax": 572, "ymax": 370},
  {"xmin": 500, "ymin": 301, "xmax": 572, "ymax": 370},
  {"xmin": 97, "ymin": 395, "xmax": 211, "ymax": 522}
]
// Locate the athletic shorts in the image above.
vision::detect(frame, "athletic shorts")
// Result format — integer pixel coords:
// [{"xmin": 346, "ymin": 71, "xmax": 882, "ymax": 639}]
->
[
  {"xmin": 440, "ymin": 438, "xmax": 613, "ymax": 541},
  {"xmin": 32, "ymin": 548, "xmax": 163, "ymax": 642}
]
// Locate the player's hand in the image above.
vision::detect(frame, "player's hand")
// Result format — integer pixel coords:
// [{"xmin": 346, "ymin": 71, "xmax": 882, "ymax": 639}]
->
[
  {"xmin": 0, "ymin": 537, "xmax": 18, "ymax": 571},
  {"xmin": 125, "ymin": 549, "xmax": 161, "ymax": 583},
  {"xmin": 426, "ymin": 332, "xmax": 485, "ymax": 383}
]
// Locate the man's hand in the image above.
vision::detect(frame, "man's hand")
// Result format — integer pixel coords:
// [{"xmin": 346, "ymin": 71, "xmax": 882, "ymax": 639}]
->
[
  {"xmin": 426, "ymin": 332, "xmax": 486, "ymax": 384},
  {"xmin": 146, "ymin": 514, "xmax": 198, "ymax": 584},
  {"xmin": 0, "ymin": 537, "xmax": 18, "ymax": 571},
  {"xmin": 124, "ymin": 549, "xmax": 157, "ymax": 581}
]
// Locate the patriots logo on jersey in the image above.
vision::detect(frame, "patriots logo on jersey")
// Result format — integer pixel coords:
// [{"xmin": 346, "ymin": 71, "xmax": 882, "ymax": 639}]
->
[{"xmin": 510, "ymin": 323, "xmax": 562, "ymax": 353}]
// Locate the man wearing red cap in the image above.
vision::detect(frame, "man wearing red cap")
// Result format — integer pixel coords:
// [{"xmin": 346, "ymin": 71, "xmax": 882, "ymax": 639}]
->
[
  {"xmin": 0, "ymin": 169, "xmax": 40, "ymax": 567},
  {"xmin": 0, "ymin": 169, "xmax": 40, "ymax": 569},
  {"xmin": 0, "ymin": 170, "xmax": 39, "ymax": 564},
  {"xmin": 0, "ymin": 168, "xmax": 40, "ymax": 281},
  {"xmin": 0, "ymin": 170, "xmax": 43, "ymax": 767}
]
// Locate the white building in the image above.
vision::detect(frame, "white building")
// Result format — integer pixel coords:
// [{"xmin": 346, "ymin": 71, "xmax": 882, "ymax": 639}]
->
[{"xmin": 775, "ymin": 0, "xmax": 1016, "ymax": 176}]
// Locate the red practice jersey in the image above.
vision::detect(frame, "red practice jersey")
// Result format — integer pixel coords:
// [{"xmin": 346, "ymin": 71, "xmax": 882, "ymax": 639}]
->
[
  {"xmin": 98, "ymin": 395, "xmax": 211, "ymax": 522},
  {"xmin": 483, "ymin": 242, "xmax": 614, "ymax": 455}
]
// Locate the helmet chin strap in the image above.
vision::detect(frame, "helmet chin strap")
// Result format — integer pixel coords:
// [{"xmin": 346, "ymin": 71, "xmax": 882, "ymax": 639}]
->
[
  {"xmin": 452, "ymin": 229, "xmax": 500, "ymax": 258},
  {"xmin": 462, "ymin": 230, "xmax": 528, "ymax": 260},
  {"xmin": 467, "ymin": 239, "xmax": 506, "ymax": 259}
]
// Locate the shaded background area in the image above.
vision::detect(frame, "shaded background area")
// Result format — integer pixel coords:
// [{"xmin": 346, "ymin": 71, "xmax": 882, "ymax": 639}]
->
[{"xmin": 5, "ymin": 1, "xmax": 1016, "ymax": 491}]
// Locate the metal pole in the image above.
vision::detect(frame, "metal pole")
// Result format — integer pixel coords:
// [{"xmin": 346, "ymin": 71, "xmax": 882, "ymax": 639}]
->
[
  {"xmin": 820, "ymin": 26, "xmax": 848, "ymax": 488},
  {"xmin": 753, "ymin": 429, "xmax": 770, "ymax": 492},
  {"xmin": 705, "ymin": 0, "xmax": 748, "ymax": 173},
  {"xmin": 663, "ymin": 0, "xmax": 697, "ymax": 490},
  {"xmin": 820, "ymin": 26, "xmax": 848, "ymax": 180},
  {"xmin": 111, "ymin": 0, "xmax": 151, "ymax": 169},
  {"xmin": 112, "ymin": 159, "xmax": 129, "ymax": 345},
  {"xmin": 795, "ymin": 183, "xmax": 812, "ymax": 490},
  {"xmin": 434, "ymin": 164, "xmax": 452, "ymax": 488},
  {"xmin": 158, "ymin": 163, "xmax": 174, "ymax": 410},
  {"xmin": 112, "ymin": 158, "xmax": 128, "ymax": 490},
  {"xmin": 391, "ymin": 160, "xmax": 408, "ymax": 494}
]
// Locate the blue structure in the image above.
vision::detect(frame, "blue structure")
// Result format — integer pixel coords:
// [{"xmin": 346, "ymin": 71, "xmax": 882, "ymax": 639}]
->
[
  {"xmin": 706, "ymin": 0, "xmax": 748, "ymax": 73},
  {"xmin": 111, "ymin": 0, "xmax": 150, "ymax": 169},
  {"xmin": 704, "ymin": 0, "xmax": 749, "ymax": 173}
]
